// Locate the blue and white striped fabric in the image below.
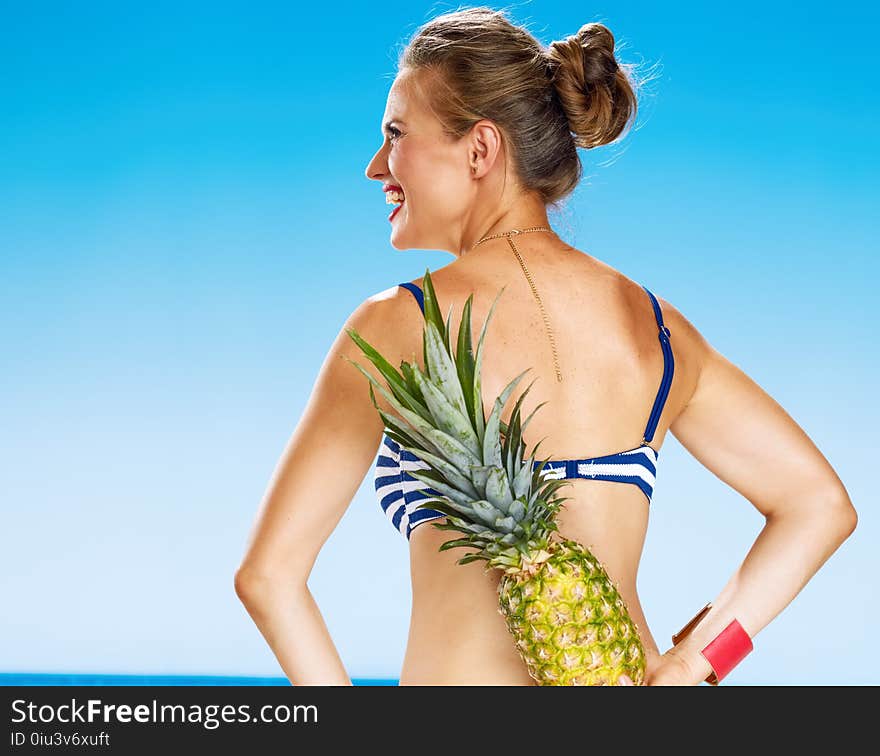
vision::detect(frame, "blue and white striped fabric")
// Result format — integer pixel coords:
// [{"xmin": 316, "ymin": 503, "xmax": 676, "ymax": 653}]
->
[
  {"xmin": 535, "ymin": 445, "xmax": 659, "ymax": 500},
  {"xmin": 374, "ymin": 436, "xmax": 660, "ymax": 541},
  {"xmin": 373, "ymin": 280, "xmax": 674, "ymax": 541},
  {"xmin": 374, "ymin": 436, "xmax": 447, "ymax": 539}
]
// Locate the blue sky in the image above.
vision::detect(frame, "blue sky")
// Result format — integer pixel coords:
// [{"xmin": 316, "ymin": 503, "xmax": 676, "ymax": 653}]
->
[{"xmin": 1, "ymin": 1, "xmax": 877, "ymax": 684}]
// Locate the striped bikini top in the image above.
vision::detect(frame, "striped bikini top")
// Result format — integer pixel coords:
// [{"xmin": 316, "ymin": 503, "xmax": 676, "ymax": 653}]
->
[{"xmin": 374, "ymin": 281, "xmax": 675, "ymax": 540}]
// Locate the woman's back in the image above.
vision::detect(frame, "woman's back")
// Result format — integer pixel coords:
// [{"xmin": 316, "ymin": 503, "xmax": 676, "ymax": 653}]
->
[
  {"xmin": 236, "ymin": 6, "xmax": 856, "ymax": 687},
  {"xmin": 370, "ymin": 239, "xmax": 701, "ymax": 683}
]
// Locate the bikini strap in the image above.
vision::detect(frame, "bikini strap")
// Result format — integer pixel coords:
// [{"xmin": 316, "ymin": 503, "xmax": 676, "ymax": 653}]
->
[
  {"xmin": 640, "ymin": 285, "xmax": 675, "ymax": 444},
  {"xmin": 398, "ymin": 281, "xmax": 425, "ymax": 314}
]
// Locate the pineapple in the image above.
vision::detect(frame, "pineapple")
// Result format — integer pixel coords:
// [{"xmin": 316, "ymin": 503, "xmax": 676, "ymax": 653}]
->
[{"xmin": 345, "ymin": 269, "xmax": 646, "ymax": 686}]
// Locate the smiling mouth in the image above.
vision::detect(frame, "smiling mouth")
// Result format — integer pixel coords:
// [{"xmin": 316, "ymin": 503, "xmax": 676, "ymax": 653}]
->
[
  {"xmin": 387, "ymin": 189, "xmax": 405, "ymax": 222},
  {"xmin": 385, "ymin": 188, "xmax": 405, "ymax": 205}
]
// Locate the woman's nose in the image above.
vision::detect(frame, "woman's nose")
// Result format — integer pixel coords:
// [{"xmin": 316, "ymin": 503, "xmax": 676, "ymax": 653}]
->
[{"xmin": 365, "ymin": 146, "xmax": 387, "ymax": 181}]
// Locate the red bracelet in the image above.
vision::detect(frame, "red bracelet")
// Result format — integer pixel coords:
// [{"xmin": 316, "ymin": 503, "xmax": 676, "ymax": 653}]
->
[
  {"xmin": 671, "ymin": 603, "xmax": 754, "ymax": 685},
  {"xmin": 700, "ymin": 618, "xmax": 753, "ymax": 685}
]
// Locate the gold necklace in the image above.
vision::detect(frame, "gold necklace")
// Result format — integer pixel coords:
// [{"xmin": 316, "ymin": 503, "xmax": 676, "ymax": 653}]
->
[{"xmin": 470, "ymin": 226, "xmax": 562, "ymax": 383}]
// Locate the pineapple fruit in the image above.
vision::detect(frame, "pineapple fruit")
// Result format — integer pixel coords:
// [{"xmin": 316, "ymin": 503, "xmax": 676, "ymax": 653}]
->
[{"xmin": 345, "ymin": 269, "xmax": 646, "ymax": 686}]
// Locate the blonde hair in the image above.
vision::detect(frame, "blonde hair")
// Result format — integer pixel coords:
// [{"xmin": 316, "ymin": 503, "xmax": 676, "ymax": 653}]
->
[{"xmin": 399, "ymin": 6, "xmax": 650, "ymax": 207}]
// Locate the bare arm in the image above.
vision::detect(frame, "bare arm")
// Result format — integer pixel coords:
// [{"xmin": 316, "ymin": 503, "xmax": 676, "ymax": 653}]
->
[
  {"xmin": 662, "ymin": 302, "xmax": 857, "ymax": 683},
  {"xmin": 234, "ymin": 295, "xmax": 394, "ymax": 685}
]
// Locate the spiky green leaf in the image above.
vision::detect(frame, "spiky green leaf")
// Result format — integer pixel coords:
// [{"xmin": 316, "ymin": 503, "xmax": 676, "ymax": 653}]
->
[
  {"xmin": 466, "ymin": 464, "xmax": 494, "ymax": 498},
  {"xmin": 411, "ymin": 365, "xmax": 481, "ymax": 459},
  {"xmin": 375, "ymin": 407, "xmax": 436, "ymax": 456},
  {"xmin": 419, "ymin": 268, "xmax": 447, "ymax": 345},
  {"xmin": 402, "ymin": 446, "xmax": 482, "ymax": 501},
  {"xmin": 472, "ymin": 286, "xmax": 506, "ymax": 443},
  {"xmin": 444, "ymin": 302, "xmax": 454, "ymax": 354},
  {"xmin": 484, "ymin": 465, "xmax": 513, "ymax": 513},
  {"xmin": 406, "ymin": 469, "xmax": 480, "ymax": 507},
  {"xmin": 343, "ymin": 338, "xmax": 430, "ymax": 422},
  {"xmin": 419, "ymin": 425, "xmax": 482, "ymax": 472},
  {"xmin": 493, "ymin": 515, "xmax": 517, "ymax": 533},
  {"xmin": 423, "ymin": 320, "xmax": 469, "ymax": 418},
  {"xmin": 344, "ymin": 359, "xmax": 442, "ymax": 444},
  {"xmin": 508, "ymin": 499, "xmax": 526, "ymax": 522},
  {"xmin": 482, "ymin": 368, "xmax": 531, "ymax": 468},
  {"xmin": 437, "ymin": 538, "xmax": 480, "ymax": 552},
  {"xmin": 511, "ymin": 456, "xmax": 534, "ymax": 499},
  {"xmin": 455, "ymin": 295, "xmax": 477, "ymax": 431},
  {"xmin": 470, "ymin": 499, "xmax": 505, "ymax": 526}
]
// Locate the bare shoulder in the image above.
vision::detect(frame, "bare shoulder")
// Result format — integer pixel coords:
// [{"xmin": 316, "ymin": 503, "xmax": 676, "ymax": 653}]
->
[
  {"xmin": 359, "ymin": 279, "xmax": 425, "ymax": 346},
  {"xmin": 651, "ymin": 290, "xmax": 710, "ymax": 407},
  {"xmin": 347, "ymin": 277, "xmax": 418, "ymax": 321},
  {"xmin": 342, "ymin": 280, "xmax": 427, "ymax": 411},
  {"xmin": 612, "ymin": 272, "xmax": 710, "ymax": 417}
]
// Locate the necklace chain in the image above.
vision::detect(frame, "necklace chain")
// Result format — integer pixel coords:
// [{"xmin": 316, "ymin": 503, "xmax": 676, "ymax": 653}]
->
[
  {"xmin": 470, "ymin": 225, "xmax": 557, "ymax": 250},
  {"xmin": 470, "ymin": 226, "xmax": 563, "ymax": 383}
]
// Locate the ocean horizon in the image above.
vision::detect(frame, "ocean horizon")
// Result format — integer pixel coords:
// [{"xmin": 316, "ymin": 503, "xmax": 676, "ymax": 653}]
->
[{"xmin": 0, "ymin": 673, "xmax": 398, "ymax": 686}]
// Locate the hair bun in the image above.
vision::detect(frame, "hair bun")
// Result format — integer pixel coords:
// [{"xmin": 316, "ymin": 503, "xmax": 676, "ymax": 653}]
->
[{"xmin": 547, "ymin": 22, "xmax": 637, "ymax": 149}]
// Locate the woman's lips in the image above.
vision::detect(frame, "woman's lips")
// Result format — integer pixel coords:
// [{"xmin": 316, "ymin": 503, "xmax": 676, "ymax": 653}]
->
[{"xmin": 388, "ymin": 201, "xmax": 404, "ymax": 222}]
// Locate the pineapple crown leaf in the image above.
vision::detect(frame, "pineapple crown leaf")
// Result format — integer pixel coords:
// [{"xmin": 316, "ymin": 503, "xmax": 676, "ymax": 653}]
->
[
  {"xmin": 419, "ymin": 269, "xmax": 447, "ymax": 343},
  {"xmin": 405, "ymin": 451, "xmax": 482, "ymax": 501},
  {"xmin": 472, "ymin": 286, "xmax": 507, "ymax": 420},
  {"xmin": 365, "ymin": 375, "xmax": 458, "ymax": 460},
  {"xmin": 420, "ymin": 269, "xmax": 506, "ymax": 444},
  {"xmin": 346, "ymin": 268, "xmax": 570, "ymax": 562},
  {"xmin": 411, "ymin": 364, "xmax": 482, "ymax": 459},
  {"xmin": 407, "ymin": 469, "xmax": 481, "ymax": 507},
  {"xmin": 349, "ymin": 363, "xmax": 424, "ymax": 427},
  {"xmin": 342, "ymin": 334, "xmax": 429, "ymax": 421},
  {"xmin": 423, "ymin": 320, "xmax": 469, "ymax": 418},
  {"xmin": 375, "ymin": 404, "xmax": 438, "ymax": 455},
  {"xmin": 518, "ymin": 398, "xmax": 548, "ymax": 435},
  {"xmin": 482, "ymin": 367, "xmax": 532, "ymax": 469},
  {"xmin": 437, "ymin": 537, "xmax": 480, "ymax": 552},
  {"xmin": 455, "ymin": 295, "xmax": 478, "ymax": 427},
  {"xmin": 352, "ymin": 354, "xmax": 481, "ymax": 470},
  {"xmin": 455, "ymin": 553, "xmax": 488, "ymax": 566}
]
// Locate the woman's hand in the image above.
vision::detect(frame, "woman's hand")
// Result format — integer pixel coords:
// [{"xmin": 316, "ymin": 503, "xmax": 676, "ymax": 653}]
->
[
  {"xmin": 617, "ymin": 648, "xmax": 708, "ymax": 686},
  {"xmin": 643, "ymin": 648, "xmax": 704, "ymax": 685}
]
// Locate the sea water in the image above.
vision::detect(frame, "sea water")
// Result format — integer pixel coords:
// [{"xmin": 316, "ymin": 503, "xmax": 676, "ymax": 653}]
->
[{"xmin": 0, "ymin": 673, "xmax": 398, "ymax": 686}]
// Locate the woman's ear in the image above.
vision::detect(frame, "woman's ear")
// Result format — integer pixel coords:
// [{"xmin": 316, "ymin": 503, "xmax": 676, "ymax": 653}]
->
[{"xmin": 469, "ymin": 119, "xmax": 503, "ymax": 177}]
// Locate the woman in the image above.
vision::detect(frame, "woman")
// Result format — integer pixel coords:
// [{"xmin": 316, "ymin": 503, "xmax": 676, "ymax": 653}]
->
[{"xmin": 234, "ymin": 7, "xmax": 857, "ymax": 686}]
